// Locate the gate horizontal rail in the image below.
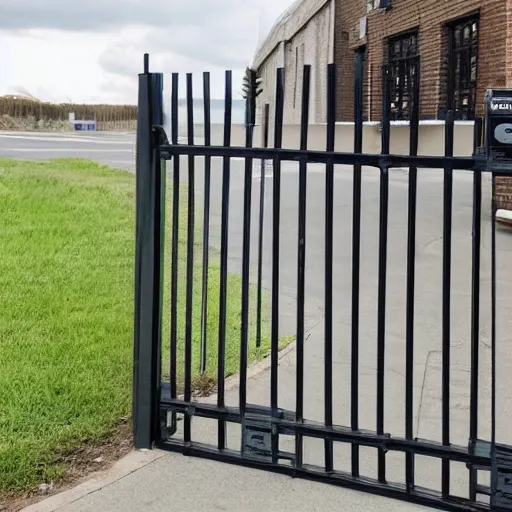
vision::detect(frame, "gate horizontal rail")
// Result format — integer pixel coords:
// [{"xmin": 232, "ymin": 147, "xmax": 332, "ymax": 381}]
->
[
  {"xmin": 159, "ymin": 144, "xmax": 491, "ymax": 171},
  {"xmin": 161, "ymin": 399, "xmax": 491, "ymax": 466}
]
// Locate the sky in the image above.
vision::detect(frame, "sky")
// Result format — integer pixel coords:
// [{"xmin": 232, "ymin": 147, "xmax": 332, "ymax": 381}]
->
[{"xmin": 0, "ymin": 0, "xmax": 297, "ymax": 104}]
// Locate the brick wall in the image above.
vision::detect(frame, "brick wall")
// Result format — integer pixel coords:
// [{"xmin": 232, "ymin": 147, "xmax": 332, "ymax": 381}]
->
[
  {"xmin": 507, "ymin": 0, "xmax": 512, "ymax": 87},
  {"xmin": 496, "ymin": 178, "xmax": 512, "ymax": 211},
  {"xmin": 334, "ymin": 0, "xmax": 510, "ymax": 121},
  {"xmin": 334, "ymin": 0, "xmax": 512, "ymax": 211}
]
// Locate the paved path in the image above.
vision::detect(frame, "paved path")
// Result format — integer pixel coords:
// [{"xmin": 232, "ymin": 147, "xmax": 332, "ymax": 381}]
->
[{"xmin": 24, "ymin": 450, "xmax": 431, "ymax": 512}]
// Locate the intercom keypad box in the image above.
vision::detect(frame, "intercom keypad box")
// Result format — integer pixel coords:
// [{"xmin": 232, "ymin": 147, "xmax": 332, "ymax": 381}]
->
[{"xmin": 485, "ymin": 89, "xmax": 512, "ymax": 167}]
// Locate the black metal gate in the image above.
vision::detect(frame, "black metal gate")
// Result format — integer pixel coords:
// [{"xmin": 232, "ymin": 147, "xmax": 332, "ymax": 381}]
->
[{"xmin": 133, "ymin": 54, "xmax": 512, "ymax": 511}]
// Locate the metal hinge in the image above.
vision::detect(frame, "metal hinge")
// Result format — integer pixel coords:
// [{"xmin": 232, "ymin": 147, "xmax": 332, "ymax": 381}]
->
[{"xmin": 152, "ymin": 125, "xmax": 169, "ymax": 146}]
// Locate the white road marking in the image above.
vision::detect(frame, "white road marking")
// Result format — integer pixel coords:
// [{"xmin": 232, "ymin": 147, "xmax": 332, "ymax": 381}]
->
[
  {"xmin": 0, "ymin": 134, "xmax": 133, "ymax": 145},
  {"xmin": 0, "ymin": 130, "xmax": 133, "ymax": 137},
  {"xmin": 2, "ymin": 148, "xmax": 133, "ymax": 152}
]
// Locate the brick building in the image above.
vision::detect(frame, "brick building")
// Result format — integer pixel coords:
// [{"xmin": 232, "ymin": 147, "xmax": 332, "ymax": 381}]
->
[
  {"xmin": 255, "ymin": 0, "xmax": 512, "ymax": 124},
  {"xmin": 254, "ymin": 0, "xmax": 512, "ymax": 210},
  {"xmin": 336, "ymin": 0, "xmax": 512, "ymax": 122},
  {"xmin": 335, "ymin": 0, "xmax": 512, "ymax": 211}
]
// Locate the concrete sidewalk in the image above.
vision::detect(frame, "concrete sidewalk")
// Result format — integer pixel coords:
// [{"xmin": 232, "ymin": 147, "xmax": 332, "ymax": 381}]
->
[{"xmin": 25, "ymin": 449, "xmax": 431, "ymax": 512}]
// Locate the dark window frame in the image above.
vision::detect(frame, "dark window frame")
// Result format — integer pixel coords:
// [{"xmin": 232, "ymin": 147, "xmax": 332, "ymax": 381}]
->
[
  {"xmin": 446, "ymin": 14, "xmax": 479, "ymax": 120},
  {"xmin": 367, "ymin": 0, "xmax": 391, "ymax": 11},
  {"xmin": 387, "ymin": 31, "xmax": 419, "ymax": 120}
]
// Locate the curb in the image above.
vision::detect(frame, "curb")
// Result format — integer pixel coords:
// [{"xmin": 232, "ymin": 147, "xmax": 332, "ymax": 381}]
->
[
  {"xmin": 22, "ymin": 450, "xmax": 165, "ymax": 512},
  {"xmin": 23, "ymin": 343, "xmax": 298, "ymax": 511}
]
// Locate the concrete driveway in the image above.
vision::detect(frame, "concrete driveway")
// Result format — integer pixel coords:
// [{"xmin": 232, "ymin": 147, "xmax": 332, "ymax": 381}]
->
[{"xmin": 176, "ymin": 155, "xmax": 512, "ymax": 501}]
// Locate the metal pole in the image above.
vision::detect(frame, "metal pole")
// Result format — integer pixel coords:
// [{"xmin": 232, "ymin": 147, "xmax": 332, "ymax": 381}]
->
[{"xmin": 133, "ymin": 56, "xmax": 165, "ymax": 450}]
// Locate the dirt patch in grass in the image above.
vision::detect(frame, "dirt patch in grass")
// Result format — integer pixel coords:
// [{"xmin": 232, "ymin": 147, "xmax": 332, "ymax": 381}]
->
[{"xmin": 0, "ymin": 420, "xmax": 133, "ymax": 512}]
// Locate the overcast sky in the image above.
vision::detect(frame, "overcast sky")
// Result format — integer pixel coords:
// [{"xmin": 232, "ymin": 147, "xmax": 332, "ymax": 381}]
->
[{"xmin": 0, "ymin": 0, "xmax": 296, "ymax": 104}]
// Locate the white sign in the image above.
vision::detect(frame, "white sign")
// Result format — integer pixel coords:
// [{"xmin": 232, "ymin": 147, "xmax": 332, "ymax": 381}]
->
[{"xmin": 491, "ymin": 102, "xmax": 512, "ymax": 111}]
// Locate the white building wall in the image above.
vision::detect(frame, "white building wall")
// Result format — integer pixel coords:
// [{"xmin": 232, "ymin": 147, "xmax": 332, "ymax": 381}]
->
[{"xmin": 253, "ymin": 0, "xmax": 334, "ymax": 141}]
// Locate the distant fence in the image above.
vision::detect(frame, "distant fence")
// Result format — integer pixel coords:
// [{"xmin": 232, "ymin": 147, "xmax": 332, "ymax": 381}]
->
[{"xmin": 0, "ymin": 97, "xmax": 137, "ymax": 132}]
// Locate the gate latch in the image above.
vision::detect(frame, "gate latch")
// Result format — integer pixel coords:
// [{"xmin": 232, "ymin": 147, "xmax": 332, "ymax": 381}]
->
[{"xmin": 242, "ymin": 420, "xmax": 273, "ymax": 461}]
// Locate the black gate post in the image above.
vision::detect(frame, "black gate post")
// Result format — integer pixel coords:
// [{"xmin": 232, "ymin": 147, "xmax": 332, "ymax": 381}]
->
[{"xmin": 133, "ymin": 55, "xmax": 165, "ymax": 450}]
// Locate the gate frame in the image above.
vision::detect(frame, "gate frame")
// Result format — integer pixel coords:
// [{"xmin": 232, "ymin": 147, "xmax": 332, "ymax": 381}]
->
[{"xmin": 132, "ymin": 54, "xmax": 512, "ymax": 511}]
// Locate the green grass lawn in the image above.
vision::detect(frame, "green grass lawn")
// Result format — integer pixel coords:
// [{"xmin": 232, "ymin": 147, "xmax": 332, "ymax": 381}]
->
[{"xmin": 0, "ymin": 158, "xmax": 289, "ymax": 496}]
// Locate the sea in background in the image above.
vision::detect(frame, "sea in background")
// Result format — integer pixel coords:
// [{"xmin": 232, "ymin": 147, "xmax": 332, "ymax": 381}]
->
[{"xmin": 165, "ymin": 99, "xmax": 246, "ymax": 139}]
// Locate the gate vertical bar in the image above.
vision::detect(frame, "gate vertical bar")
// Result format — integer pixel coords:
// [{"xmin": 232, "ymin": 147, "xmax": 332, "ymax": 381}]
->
[
  {"xmin": 377, "ymin": 63, "xmax": 391, "ymax": 484},
  {"xmin": 217, "ymin": 70, "xmax": 232, "ymax": 450},
  {"xmin": 184, "ymin": 73, "xmax": 195, "ymax": 444},
  {"xmin": 133, "ymin": 57, "xmax": 164, "ymax": 449},
  {"xmin": 324, "ymin": 63, "xmax": 336, "ymax": 473},
  {"xmin": 442, "ymin": 110, "xmax": 454, "ymax": 496},
  {"xmin": 351, "ymin": 50, "xmax": 364, "ymax": 478},
  {"xmin": 170, "ymin": 73, "xmax": 180, "ymax": 404},
  {"xmin": 239, "ymin": 73, "xmax": 255, "ymax": 420},
  {"xmin": 405, "ymin": 57, "xmax": 420, "ymax": 492},
  {"xmin": 271, "ymin": 68, "xmax": 284, "ymax": 464},
  {"xmin": 143, "ymin": 53, "xmax": 149, "ymax": 75},
  {"xmin": 256, "ymin": 104, "xmax": 270, "ymax": 348},
  {"xmin": 153, "ymin": 73, "xmax": 165, "ymax": 443},
  {"xmin": 469, "ymin": 115, "xmax": 482, "ymax": 501},
  {"xmin": 490, "ymin": 169, "xmax": 497, "ymax": 506},
  {"xmin": 151, "ymin": 73, "xmax": 166, "ymax": 444},
  {"xmin": 295, "ymin": 65, "xmax": 311, "ymax": 471},
  {"xmin": 200, "ymin": 72, "xmax": 212, "ymax": 375}
]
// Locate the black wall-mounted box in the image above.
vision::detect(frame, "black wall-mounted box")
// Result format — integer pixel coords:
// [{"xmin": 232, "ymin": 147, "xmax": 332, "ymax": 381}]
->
[{"xmin": 485, "ymin": 89, "xmax": 512, "ymax": 168}]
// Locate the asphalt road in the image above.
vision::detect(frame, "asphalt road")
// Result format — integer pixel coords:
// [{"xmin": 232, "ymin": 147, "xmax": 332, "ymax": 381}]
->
[{"xmin": 0, "ymin": 131, "xmax": 136, "ymax": 171}]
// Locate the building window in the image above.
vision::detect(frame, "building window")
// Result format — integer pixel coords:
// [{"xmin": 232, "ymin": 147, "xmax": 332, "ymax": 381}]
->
[
  {"xmin": 367, "ymin": 0, "xmax": 390, "ymax": 12},
  {"xmin": 387, "ymin": 32, "xmax": 419, "ymax": 120},
  {"xmin": 367, "ymin": 0, "xmax": 378, "ymax": 12},
  {"xmin": 447, "ymin": 16, "xmax": 478, "ymax": 120}
]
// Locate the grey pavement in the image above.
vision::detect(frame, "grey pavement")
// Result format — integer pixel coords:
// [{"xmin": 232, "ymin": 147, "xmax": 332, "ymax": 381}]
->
[
  {"xmin": 172, "ymin": 158, "xmax": 512, "ymax": 500},
  {"xmin": 23, "ymin": 449, "xmax": 431, "ymax": 512},
  {"xmin": 9, "ymin": 132, "xmax": 512, "ymax": 510}
]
